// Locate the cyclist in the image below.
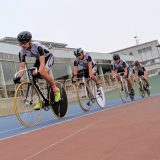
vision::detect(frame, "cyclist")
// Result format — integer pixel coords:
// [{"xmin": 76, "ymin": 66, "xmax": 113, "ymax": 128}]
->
[
  {"xmin": 111, "ymin": 54, "xmax": 135, "ymax": 96},
  {"xmin": 132, "ymin": 60, "xmax": 150, "ymax": 90},
  {"xmin": 13, "ymin": 31, "xmax": 61, "ymax": 109},
  {"xmin": 72, "ymin": 48, "xmax": 101, "ymax": 105}
]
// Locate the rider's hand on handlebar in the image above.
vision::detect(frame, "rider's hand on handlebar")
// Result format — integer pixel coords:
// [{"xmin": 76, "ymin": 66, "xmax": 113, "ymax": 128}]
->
[{"xmin": 13, "ymin": 76, "xmax": 21, "ymax": 84}]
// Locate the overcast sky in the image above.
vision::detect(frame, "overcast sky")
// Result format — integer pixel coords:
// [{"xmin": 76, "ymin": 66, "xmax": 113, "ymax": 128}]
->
[{"xmin": 0, "ymin": 0, "xmax": 160, "ymax": 53}]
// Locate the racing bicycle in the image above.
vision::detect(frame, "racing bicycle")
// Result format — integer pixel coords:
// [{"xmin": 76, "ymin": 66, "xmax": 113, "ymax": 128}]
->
[
  {"xmin": 73, "ymin": 74, "xmax": 106, "ymax": 112},
  {"xmin": 116, "ymin": 72, "xmax": 134, "ymax": 103},
  {"xmin": 138, "ymin": 75, "xmax": 150, "ymax": 98},
  {"xmin": 14, "ymin": 67, "xmax": 68, "ymax": 127}
]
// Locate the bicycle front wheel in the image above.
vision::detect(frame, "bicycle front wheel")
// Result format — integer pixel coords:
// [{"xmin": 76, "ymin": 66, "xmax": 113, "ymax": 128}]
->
[
  {"xmin": 119, "ymin": 84, "xmax": 129, "ymax": 103},
  {"xmin": 14, "ymin": 81, "xmax": 42, "ymax": 127},
  {"xmin": 76, "ymin": 82, "xmax": 92, "ymax": 112}
]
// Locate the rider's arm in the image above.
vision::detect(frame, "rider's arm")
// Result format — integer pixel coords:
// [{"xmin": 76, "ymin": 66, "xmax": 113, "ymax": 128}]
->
[
  {"xmin": 143, "ymin": 67, "xmax": 147, "ymax": 79},
  {"xmin": 18, "ymin": 52, "xmax": 26, "ymax": 77},
  {"xmin": 73, "ymin": 60, "xmax": 78, "ymax": 81},
  {"xmin": 122, "ymin": 61, "xmax": 128, "ymax": 76},
  {"xmin": 111, "ymin": 64, "xmax": 116, "ymax": 77},
  {"xmin": 124, "ymin": 67, "xmax": 128, "ymax": 76},
  {"xmin": 18, "ymin": 62, "xmax": 26, "ymax": 77},
  {"xmin": 87, "ymin": 56, "xmax": 93, "ymax": 77},
  {"xmin": 37, "ymin": 46, "xmax": 45, "ymax": 73},
  {"xmin": 38, "ymin": 56, "xmax": 45, "ymax": 73}
]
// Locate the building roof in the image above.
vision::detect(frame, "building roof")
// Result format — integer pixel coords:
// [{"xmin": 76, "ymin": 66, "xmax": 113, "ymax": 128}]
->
[
  {"xmin": 0, "ymin": 37, "xmax": 67, "ymax": 48},
  {"xmin": 108, "ymin": 40, "xmax": 159, "ymax": 54}
]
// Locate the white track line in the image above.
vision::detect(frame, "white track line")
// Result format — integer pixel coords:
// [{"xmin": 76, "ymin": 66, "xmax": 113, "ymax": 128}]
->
[{"xmin": 23, "ymin": 122, "xmax": 97, "ymax": 160}]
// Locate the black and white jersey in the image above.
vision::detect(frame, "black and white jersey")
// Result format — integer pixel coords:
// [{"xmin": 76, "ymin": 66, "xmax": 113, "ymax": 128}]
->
[
  {"xmin": 74, "ymin": 53, "xmax": 96, "ymax": 69},
  {"xmin": 19, "ymin": 41, "xmax": 52, "ymax": 62},
  {"xmin": 111, "ymin": 59, "xmax": 129, "ymax": 72}
]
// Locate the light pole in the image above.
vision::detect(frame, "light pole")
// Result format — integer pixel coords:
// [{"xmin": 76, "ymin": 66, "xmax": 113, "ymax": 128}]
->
[{"xmin": 134, "ymin": 36, "xmax": 139, "ymax": 45}]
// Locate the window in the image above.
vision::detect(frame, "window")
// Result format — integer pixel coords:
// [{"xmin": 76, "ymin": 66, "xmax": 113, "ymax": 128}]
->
[{"xmin": 1, "ymin": 61, "xmax": 16, "ymax": 84}]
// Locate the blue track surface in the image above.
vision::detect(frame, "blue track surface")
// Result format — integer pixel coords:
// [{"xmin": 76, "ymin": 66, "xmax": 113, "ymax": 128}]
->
[{"xmin": 0, "ymin": 93, "xmax": 158, "ymax": 140}]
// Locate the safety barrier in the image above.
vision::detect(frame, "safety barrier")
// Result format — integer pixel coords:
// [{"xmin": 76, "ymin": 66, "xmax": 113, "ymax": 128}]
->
[{"xmin": 0, "ymin": 74, "xmax": 117, "ymax": 116}]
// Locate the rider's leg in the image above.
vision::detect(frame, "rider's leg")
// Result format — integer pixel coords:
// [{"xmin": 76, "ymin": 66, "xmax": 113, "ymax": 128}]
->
[
  {"xmin": 85, "ymin": 78, "xmax": 94, "ymax": 105},
  {"xmin": 38, "ymin": 55, "xmax": 60, "ymax": 102},
  {"xmin": 39, "ymin": 68, "xmax": 61, "ymax": 102},
  {"xmin": 126, "ymin": 78, "xmax": 133, "ymax": 90},
  {"xmin": 143, "ymin": 71, "xmax": 150, "ymax": 87},
  {"xmin": 116, "ymin": 74, "xmax": 123, "ymax": 90},
  {"xmin": 88, "ymin": 68, "xmax": 101, "ymax": 92},
  {"xmin": 137, "ymin": 77, "xmax": 143, "ymax": 91},
  {"xmin": 143, "ymin": 77, "xmax": 150, "ymax": 87}
]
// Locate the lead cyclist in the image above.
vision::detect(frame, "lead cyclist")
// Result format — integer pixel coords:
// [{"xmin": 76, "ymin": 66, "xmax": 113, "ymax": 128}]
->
[{"xmin": 13, "ymin": 31, "xmax": 61, "ymax": 109}]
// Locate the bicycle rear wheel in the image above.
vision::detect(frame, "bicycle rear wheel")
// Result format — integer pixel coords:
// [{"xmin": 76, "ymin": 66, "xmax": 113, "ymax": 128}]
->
[
  {"xmin": 14, "ymin": 81, "xmax": 42, "ymax": 127},
  {"xmin": 76, "ymin": 81, "xmax": 92, "ymax": 112},
  {"xmin": 139, "ymin": 89, "xmax": 145, "ymax": 98},
  {"xmin": 94, "ymin": 85, "xmax": 106, "ymax": 109},
  {"xmin": 49, "ymin": 81, "xmax": 68, "ymax": 118}
]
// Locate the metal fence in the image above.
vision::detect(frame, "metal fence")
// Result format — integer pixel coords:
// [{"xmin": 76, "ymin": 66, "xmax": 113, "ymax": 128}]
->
[{"xmin": 0, "ymin": 74, "xmax": 118, "ymax": 117}]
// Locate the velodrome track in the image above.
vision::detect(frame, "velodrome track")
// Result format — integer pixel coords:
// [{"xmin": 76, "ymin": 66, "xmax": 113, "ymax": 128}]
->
[
  {"xmin": 0, "ymin": 93, "xmax": 144, "ymax": 140},
  {"xmin": 0, "ymin": 92, "xmax": 160, "ymax": 160}
]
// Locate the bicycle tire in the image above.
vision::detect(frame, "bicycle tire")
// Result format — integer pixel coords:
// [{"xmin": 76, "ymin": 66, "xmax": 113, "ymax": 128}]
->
[
  {"xmin": 139, "ymin": 89, "xmax": 145, "ymax": 98},
  {"xmin": 49, "ymin": 81, "xmax": 68, "ymax": 118},
  {"xmin": 94, "ymin": 85, "xmax": 106, "ymax": 109},
  {"xmin": 76, "ymin": 81, "xmax": 92, "ymax": 112},
  {"xmin": 14, "ymin": 81, "xmax": 42, "ymax": 127},
  {"xmin": 119, "ymin": 80, "xmax": 129, "ymax": 103},
  {"xmin": 139, "ymin": 81, "xmax": 145, "ymax": 98},
  {"xmin": 143, "ymin": 80, "xmax": 151, "ymax": 97}
]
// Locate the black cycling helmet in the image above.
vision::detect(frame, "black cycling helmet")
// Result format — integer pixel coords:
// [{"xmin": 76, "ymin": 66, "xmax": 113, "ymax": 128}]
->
[
  {"xmin": 134, "ymin": 60, "xmax": 140, "ymax": 66},
  {"xmin": 113, "ymin": 54, "xmax": 120, "ymax": 60},
  {"xmin": 17, "ymin": 31, "xmax": 32, "ymax": 44},
  {"xmin": 74, "ymin": 48, "xmax": 84, "ymax": 57}
]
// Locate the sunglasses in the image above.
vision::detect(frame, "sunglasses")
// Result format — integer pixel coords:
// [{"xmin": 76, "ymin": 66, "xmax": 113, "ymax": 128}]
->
[
  {"xmin": 19, "ymin": 41, "xmax": 29, "ymax": 46},
  {"xmin": 76, "ymin": 53, "xmax": 82, "ymax": 57}
]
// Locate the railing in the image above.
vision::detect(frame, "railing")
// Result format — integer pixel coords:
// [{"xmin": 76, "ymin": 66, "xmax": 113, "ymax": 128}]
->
[{"xmin": 0, "ymin": 74, "xmax": 118, "ymax": 116}]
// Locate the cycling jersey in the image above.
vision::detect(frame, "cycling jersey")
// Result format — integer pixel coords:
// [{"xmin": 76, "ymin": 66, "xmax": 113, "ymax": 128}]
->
[
  {"xmin": 19, "ymin": 42, "xmax": 52, "ymax": 62},
  {"xmin": 18, "ymin": 41, "xmax": 54, "ymax": 70},
  {"xmin": 74, "ymin": 53, "xmax": 96, "ymax": 69},
  {"xmin": 111, "ymin": 59, "xmax": 129, "ymax": 72},
  {"xmin": 133, "ymin": 65, "xmax": 146, "ymax": 76}
]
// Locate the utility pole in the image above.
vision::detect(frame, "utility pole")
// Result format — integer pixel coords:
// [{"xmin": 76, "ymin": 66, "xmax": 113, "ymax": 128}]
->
[{"xmin": 134, "ymin": 36, "xmax": 139, "ymax": 45}]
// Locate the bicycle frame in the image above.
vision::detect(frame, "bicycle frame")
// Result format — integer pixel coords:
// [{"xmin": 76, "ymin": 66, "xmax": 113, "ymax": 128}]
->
[
  {"xmin": 118, "ymin": 72, "xmax": 129, "ymax": 93},
  {"xmin": 14, "ymin": 67, "xmax": 52, "ymax": 111},
  {"xmin": 139, "ymin": 76, "xmax": 146, "ymax": 89},
  {"xmin": 81, "ymin": 76, "xmax": 95, "ymax": 100}
]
